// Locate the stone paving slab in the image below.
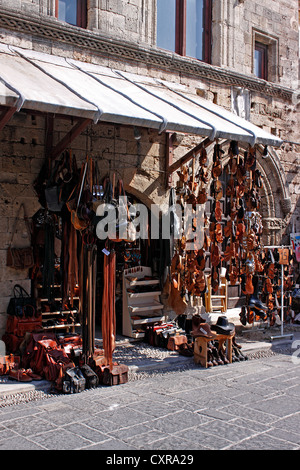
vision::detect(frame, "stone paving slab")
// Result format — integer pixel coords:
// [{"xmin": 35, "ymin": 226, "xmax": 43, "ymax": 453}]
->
[{"xmin": 0, "ymin": 348, "xmax": 299, "ymax": 451}]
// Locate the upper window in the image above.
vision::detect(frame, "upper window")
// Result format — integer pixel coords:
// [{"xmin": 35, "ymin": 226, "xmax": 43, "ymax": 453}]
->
[
  {"xmin": 56, "ymin": 0, "xmax": 87, "ymax": 28},
  {"xmin": 254, "ymin": 42, "xmax": 268, "ymax": 80},
  {"xmin": 157, "ymin": 0, "xmax": 212, "ymax": 63}
]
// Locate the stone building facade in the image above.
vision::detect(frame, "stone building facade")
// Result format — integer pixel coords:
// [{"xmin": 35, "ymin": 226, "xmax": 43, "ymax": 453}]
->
[{"xmin": 0, "ymin": 0, "xmax": 299, "ymax": 335}]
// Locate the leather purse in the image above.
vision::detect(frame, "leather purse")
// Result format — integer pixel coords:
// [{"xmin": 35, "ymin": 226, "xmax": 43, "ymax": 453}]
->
[
  {"xmin": 167, "ymin": 334, "xmax": 188, "ymax": 351},
  {"xmin": 99, "ymin": 363, "xmax": 129, "ymax": 386},
  {"xmin": 7, "ymin": 204, "xmax": 34, "ymax": 270},
  {"xmin": 7, "ymin": 284, "xmax": 37, "ymax": 318}
]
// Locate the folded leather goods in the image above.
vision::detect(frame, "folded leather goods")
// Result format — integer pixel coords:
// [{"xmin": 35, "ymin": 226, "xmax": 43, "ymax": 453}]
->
[{"xmin": 211, "ymin": 316, "xmax": 235, "ymax": 335}]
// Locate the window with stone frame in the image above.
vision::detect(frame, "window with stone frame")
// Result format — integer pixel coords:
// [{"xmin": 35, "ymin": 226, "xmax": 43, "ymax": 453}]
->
[
  {"xmin": 253, "ymin": 30, "xmax": 279, "ymax": 83},
  {"xmin": 254, "ymin": 41, "xmax": 268, "ymax": 80},
  {"xmin": 56, "ymin": 0, "xmax": 87, "ymax": 28},
  {"xmin": 156, "ymin": 0, "xmax": 212, "ymax": 63}
]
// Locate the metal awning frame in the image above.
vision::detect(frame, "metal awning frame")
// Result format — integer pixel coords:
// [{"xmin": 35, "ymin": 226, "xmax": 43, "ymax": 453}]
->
[{"xmin": 0, "ymin": 44, "xmax": 283, "ymax": 150}]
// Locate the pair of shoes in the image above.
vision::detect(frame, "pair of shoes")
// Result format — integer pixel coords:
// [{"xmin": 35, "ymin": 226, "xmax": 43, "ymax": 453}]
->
[
  {"xmin": 8, "ymin": 368, "xmax": 42, "ymax": 382},
  {"xmin": 210, "ymin": 344, "xmax": 224, "ymax": 365},
  {"xmin": 219, "ymin": 348, "xmax": 230, "ymax": 365},
  {"xmin": 232, "ymin": 345, "xmax": 248, "ymax": 361},
  {"xmin": 9, "ymin": 369, "xmax": 32, "ymax": 382}
]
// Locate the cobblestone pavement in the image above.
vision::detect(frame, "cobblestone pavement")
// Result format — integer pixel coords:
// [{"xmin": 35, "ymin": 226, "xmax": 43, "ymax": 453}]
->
[{"xmin": 0, "ymin": 343, "xmax": 299, "ymax": 451}]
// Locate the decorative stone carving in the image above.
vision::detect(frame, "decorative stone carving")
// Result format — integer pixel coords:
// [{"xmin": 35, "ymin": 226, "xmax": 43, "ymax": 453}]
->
[
  {"xmin": 263, "ymin": 217, "xmax": 288, "ymax": 231},
  {"xmin": 0, "ymin": 9, "xmax": 294, "ymax": 102}
]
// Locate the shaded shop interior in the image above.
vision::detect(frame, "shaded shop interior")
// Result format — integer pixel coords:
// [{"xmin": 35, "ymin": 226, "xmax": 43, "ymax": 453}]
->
[{"xmin": 0, "ymin": 44, "xmax": 296, "ymax": 388}]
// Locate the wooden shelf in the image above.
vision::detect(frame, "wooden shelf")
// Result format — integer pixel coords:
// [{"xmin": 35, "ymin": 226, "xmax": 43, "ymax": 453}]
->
[
  {"xmin": 129, "ymin": 301, "xmax": 164, "ymax": 313},
  {"xmin": 131, "ymin": 316, "xmax": 165, "ymax": 325},
  {"xmin": 35, "ymin": 282, "xmax": 80, "ymax": 334},
  {"xmin": 128, "ymin": 291, "xmax": 162, "ymax": 298},
  {"xmin": 42, "ymin": 323, "xmax": 81, "ymax": 331},
  {"xmin": 122, "ymin": 266, "xmax": 165, "ymax": 338},
  {"xmin": 126, "ymin": 279, "xmax": 160, "ymax": 287},
  {"xmin": 40, "ymin": 297, "xmax": 79, "ymax": 302},
  {"xmin": 41, "ymin": 310, "xmax": 78, "ymax": 316}
]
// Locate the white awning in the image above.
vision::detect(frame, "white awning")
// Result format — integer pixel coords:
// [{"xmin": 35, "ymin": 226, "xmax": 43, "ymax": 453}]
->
[{"xmin": 0, "ymin": 43, "xmax": 282, "ymax": 147}]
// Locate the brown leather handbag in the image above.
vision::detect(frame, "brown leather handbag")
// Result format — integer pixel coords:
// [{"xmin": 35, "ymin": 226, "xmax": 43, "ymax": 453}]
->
[
  {"xmin": 7, "ymin": 204, "xmax": 34, "ymax": 270},
  {"xmin": 99, "ymin": 363, "xmax": 129, "ymax": 386},
  {"xmin": 167, "ymin": 334, "xmax": 188, "ymax": 351}
]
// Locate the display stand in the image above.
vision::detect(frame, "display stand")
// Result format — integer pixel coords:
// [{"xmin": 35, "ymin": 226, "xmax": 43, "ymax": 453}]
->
[
  {"xmin": 193, "ymin": 333, "xmax": 234, "ymax": 368},
  {"xmin": 122, "ymin": 266, "xmax": 165, "ymax": 339},
  {"xmin": 35, "ymin": 284, "xmax": 80, "ymax": 333},
  {"xmin": 264, "ymin": 245, "xmax": 293, "ymax": 342}
]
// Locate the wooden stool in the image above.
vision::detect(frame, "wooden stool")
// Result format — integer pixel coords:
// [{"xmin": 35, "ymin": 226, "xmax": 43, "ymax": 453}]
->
[{"xmin": 193, "ymin": 333, "xmax": 234, "ymax": 368}]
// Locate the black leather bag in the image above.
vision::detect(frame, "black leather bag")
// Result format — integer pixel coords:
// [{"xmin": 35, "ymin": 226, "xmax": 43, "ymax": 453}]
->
[
  {"xmin": 80, "ymin": 364, "xmax": 99, "ymax": 389},
  {"xmin": 7, "ymin": 284, "xmax": 37, "ymax": 317},
  {"xmin": 62, "ymin": 367, "xmax": 86, "ymax": 394}
]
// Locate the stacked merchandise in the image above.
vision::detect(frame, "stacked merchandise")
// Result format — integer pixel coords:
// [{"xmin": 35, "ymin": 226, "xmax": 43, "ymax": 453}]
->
[
  {"xmin": 167, "ymin": 141, "xmax": 295, "ymax": 329},
  {"xmin": 0, "ymin": 330, "xmax": 128, "ymax": 391},
  {"xmin": 143, "ymin": 313, "xmax": 248, "ymax": 366},
  {"xmin": 144, "ymin": 321, "xmax": 193, "ymax": 356},
  {"xmin": 2, "ymin": 285, "xmax": 42, "ymax": 354},
  {"xmin": 240, "ymin": 247, "xmax": 295, "ymax": 326},
  {"xmin": 192, "ymin": 314, "xmax": 248, "ymax": 367},
  {"xmin": 2, "ymin": 151, "xmax": 133, "ymax": 386}
]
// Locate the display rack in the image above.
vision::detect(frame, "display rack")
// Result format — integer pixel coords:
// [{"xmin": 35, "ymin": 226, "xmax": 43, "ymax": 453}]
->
[
  {"xmin": 264, "ymin": 245, "xmax": 294, "ymax": 342},
  {"xmin": 122, "ymin": 266, "xmax": 165, "ymax": 339},
  {"xmin": 193, "ymin": 333, "xmax": 234, "ymax": 368},
  {"xmin": 35, "ymin": 283, "xmax": 81, "ymax": 333}
]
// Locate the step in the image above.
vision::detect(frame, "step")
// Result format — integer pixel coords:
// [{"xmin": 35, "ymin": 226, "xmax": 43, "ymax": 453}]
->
[
  {"xmin": 128, "ymin": 291, "xmax": 161, "ymax": 298},
  {"xmin": 129, "ymin": 302, "xmax": 164, "ymax": 313},
  {"xmin": 126, "ymin": 279, "xmax": 160, "ymax": 287},
  {"xmin": 131, "ymin": 315, "xmax": 165, "ymax": 325}
]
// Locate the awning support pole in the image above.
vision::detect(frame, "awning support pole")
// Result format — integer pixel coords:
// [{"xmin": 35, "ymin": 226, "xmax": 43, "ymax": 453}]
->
[
  {"xmin": 165, "ymin": 132, "xmax": 173, "ymax": 188},
  {"xmin": 0, "ymin": 106, "xmax": 17, "ymax": 132},
  {"xmin": 167, "ymin": 137, "xmax": 212, "ymax": 175},
  {"xmin": 50, "ymin": 117, "xmax": 92, "ymax": 160}
]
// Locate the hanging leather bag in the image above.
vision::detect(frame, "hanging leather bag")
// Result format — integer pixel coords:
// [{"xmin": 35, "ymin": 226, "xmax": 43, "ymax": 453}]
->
[
  {"xmin": 7, "ymin": 204, "xmax": 34, "ymax": 270},
  {"xmin": 7, "ymin": 284, "xmax": 37, "ymax": 318}
]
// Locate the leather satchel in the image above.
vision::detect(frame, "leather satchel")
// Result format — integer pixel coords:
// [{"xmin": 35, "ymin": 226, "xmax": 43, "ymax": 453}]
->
[
  {"xmin": 7, "ymin": 204, "xmax": 34, "ymax": 270},
  {"xmin": 99, "ymin": 363, "xmax": 129, "ymax": 386},
  {"xmin": 167, "ymin": 334, "xmax": 188, "ymax": 351}
]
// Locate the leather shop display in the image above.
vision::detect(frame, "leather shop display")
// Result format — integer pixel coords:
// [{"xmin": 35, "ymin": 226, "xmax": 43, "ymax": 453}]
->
[
  {"xmin": 143, "ymin": 314, "xmax": 248, "ymax": 366},
  {"xmin": 166, "ymin": 141, "xmax": 296, "ymax": 329},
  {"xmin": 1, "ymin": 140, "xmax": 297, "ymax": 388},
  {"xmin": 2, "ymin": 151, "xmax": 133, "ymax": 389}
]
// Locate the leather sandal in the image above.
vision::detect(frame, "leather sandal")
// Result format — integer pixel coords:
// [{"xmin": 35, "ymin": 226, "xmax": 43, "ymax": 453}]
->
[
  {"xmin": 25, "ymin": 369, "xmax": 42, "ymax": 380},
  {"xmin": 9, "ymin": 368, "xmax": 32, "ymax": 382}
]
